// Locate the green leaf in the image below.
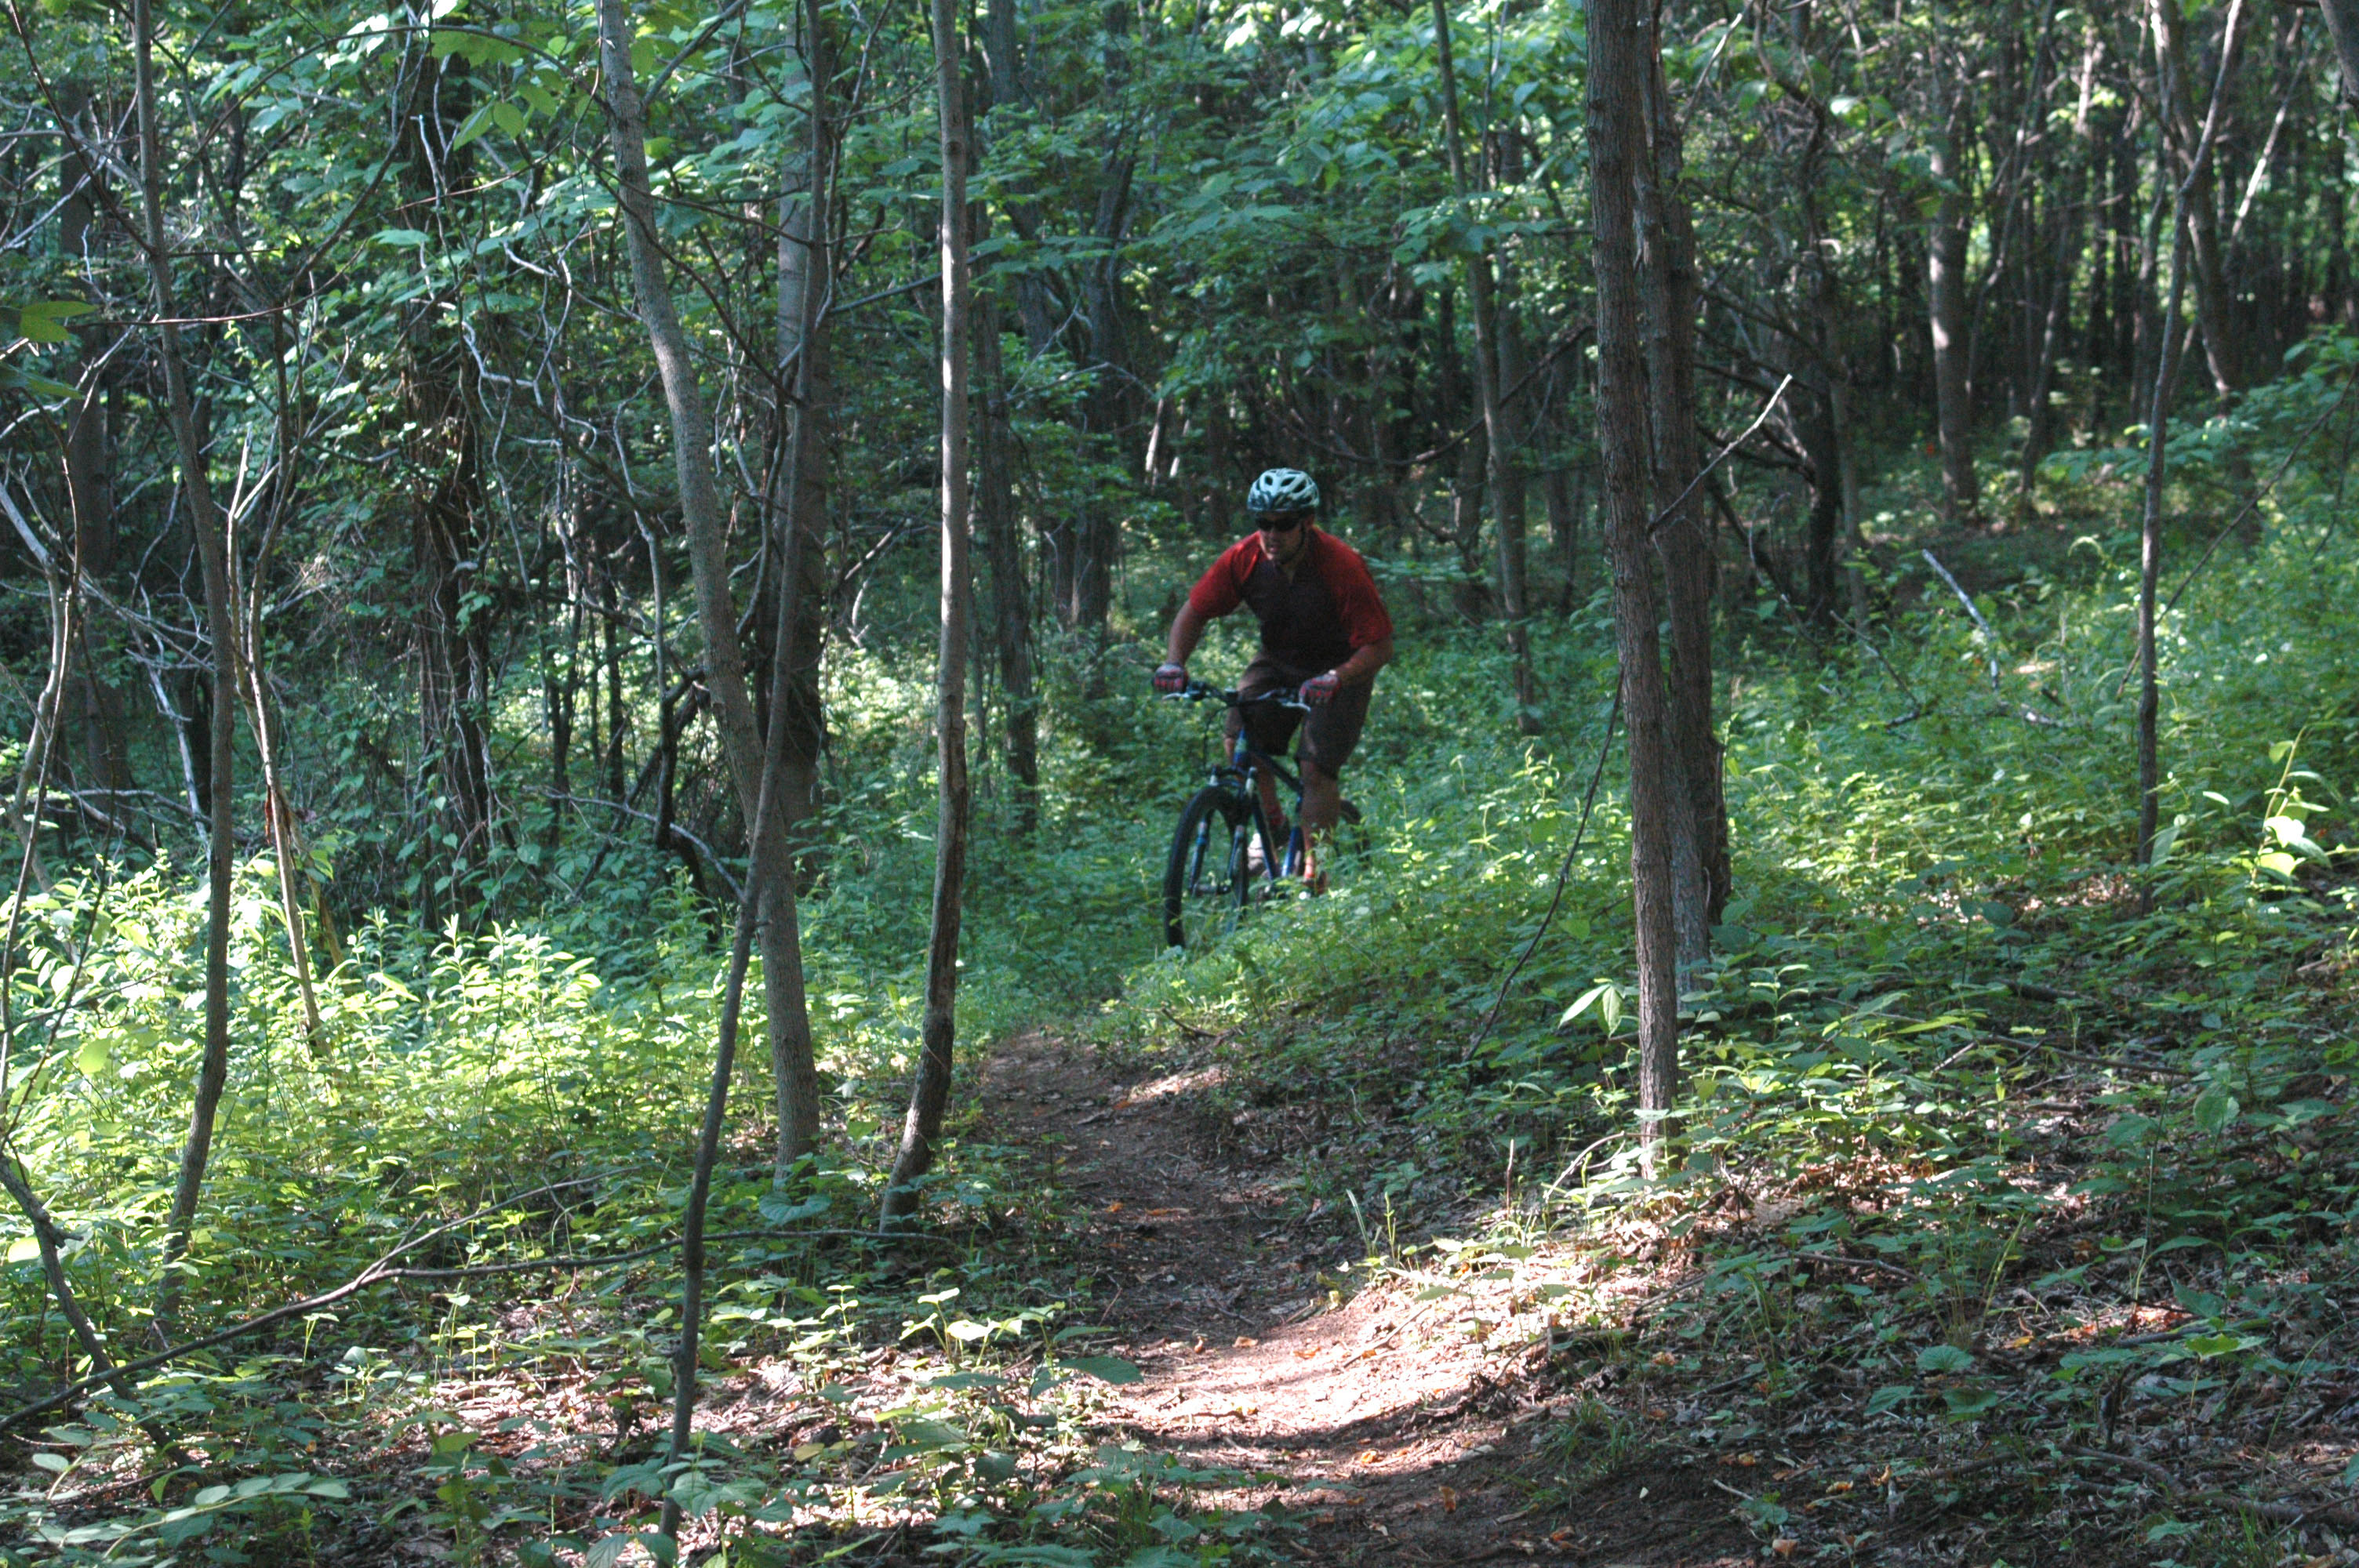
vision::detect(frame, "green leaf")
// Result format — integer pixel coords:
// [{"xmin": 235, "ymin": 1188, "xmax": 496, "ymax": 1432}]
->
[
  {"xmin": 1060, "ymin": 1356, "xmax": 1143, "ymax": 1385},
  {"xmin": 583, "ymin": 1534, "xmax": 634, "ymax": 1568},
  {"xmin": 1916, "ymin": 1344, "xmax": 1976, "ymax": 1374},
  {"xmin": 17, "ymin": 299, "xmax": 93, "ymax": 343},
  {"xmin": 758, "ymin": 1192, "xmax": 830, "ymax": 1225},
  {"xmin": 1865, "ymin": 1384, "xmax": 1914, "ymax": 1414},
  {"xmin": 2193, "ymin": 1085, "xmax": 2240, "ymax": 1134},
  {"xmin": 0, "ymin": 362, "xmax": 75, "ymax": 400},
  {"xmin": 2184, "ymin": 1333, "xmax": 2251, "ymax": 1358},
  {"xmin": 889, "ymin": 1419, "xmax": 969, "ymax": 1452},
  {"xmin": 75, "ymin": 1036, "xmax": 107, "ymax": 1076},
  {"xmin": 1941, "ymin": 1385, "xmax": 2002, "ymax": 1417},
  {"xmin": 447, "ymin": 100, "xmax": 500, "ymax": 153},
  {"xmin": 373, "ymin": 228, "xmax": 431, "ymax": 248}
]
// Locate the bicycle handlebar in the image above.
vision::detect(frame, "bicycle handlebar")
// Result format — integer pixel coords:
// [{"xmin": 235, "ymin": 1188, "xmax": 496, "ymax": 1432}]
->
[{"xmin": 1162, "ymin": 679, "xmax": 1312, "ymax": 714}]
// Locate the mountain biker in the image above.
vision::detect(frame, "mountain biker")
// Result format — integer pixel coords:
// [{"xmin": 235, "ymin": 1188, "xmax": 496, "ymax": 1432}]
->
[{"xmin": 1152, "ymin": 467, "xmax": 1394, "ymax": 890}]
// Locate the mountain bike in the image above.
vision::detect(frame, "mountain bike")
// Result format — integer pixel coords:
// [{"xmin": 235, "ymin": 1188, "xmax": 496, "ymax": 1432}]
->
[{"xmin": 1158, "ymin": 681, "xmax": 1360, "ymax": 949}]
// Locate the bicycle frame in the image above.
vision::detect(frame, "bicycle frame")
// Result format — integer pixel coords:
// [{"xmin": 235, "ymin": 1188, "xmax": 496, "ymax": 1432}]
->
[
  {"xmin": 1205, "ymin": 732, "xmax": 1305, "ymax": 893},
  {"xmin": 1158, "ymin": 683, "xmax": 1311, "ymax": 949}
]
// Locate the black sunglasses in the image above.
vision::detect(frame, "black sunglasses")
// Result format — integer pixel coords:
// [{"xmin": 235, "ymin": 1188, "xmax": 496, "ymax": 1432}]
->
[{"xmin": 1259, "ymin": 512, "xmax": 1311, "ymax": 532}]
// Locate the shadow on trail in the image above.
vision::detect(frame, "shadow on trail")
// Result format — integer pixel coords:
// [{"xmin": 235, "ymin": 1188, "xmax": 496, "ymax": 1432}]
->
[{"xmin": 980, "ymin": 1033, "xmax": 1764, "ymax": 1566}]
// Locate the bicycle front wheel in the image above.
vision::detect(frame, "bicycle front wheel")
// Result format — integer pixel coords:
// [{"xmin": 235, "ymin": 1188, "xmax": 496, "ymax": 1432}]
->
[{"xmin": 1162, "ymin": 786, "xmax": 1249, "ymax": 949}]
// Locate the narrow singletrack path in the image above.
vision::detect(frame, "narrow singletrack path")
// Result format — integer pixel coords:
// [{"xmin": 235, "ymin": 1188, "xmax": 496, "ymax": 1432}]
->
[{"xmin": 979, "ymin": 1033, "xmax": 1754, "ymax": 1566}]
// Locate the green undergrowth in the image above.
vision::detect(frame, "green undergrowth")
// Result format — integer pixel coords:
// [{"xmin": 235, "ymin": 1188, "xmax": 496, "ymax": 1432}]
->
[
  {"xmin": 15, "ymin": 373, "xmax": 2359, "ymax": 1559},
  {"xmin": 1088, "ymin": 447, "xmax": 2359, "ymax": 1554}
]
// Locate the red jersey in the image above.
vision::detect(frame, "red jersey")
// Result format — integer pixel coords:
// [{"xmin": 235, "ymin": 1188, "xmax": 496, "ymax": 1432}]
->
[{"xmin": 1187, "ymin": 528, "xmax": 1393, "ymax": 673}]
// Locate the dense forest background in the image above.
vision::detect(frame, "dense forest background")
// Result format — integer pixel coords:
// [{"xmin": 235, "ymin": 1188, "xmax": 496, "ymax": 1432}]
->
[{"xmin": 10, "ymin": 0, "xmax": 2359, "ymax": 1560}]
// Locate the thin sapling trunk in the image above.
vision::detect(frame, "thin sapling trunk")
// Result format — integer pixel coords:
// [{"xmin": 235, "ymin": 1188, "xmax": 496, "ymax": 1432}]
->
[
  {"xmin": 883, "ymin": 0, "xmax": 975, "ymax": 1229},
  {"xmin": 136, "ymin": 0, "xmax": 240, "ymax": 1331}
]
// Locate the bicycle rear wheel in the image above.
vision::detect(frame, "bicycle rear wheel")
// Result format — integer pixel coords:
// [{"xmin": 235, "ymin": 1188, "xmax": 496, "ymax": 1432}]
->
[{"xmin": 1162, "ymin": 786, "xmax": 1249, "ymax": 948}]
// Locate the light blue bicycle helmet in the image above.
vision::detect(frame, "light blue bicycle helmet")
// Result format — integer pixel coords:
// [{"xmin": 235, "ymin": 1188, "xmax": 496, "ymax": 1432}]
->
[{"xmin": 1246, "ymin": 467, "xmax": 1321, "ymax": 515}]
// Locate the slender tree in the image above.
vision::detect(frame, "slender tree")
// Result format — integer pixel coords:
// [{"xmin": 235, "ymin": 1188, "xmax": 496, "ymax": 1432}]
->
[
  {"xmin": 1587, "ymin": 0, "xmax": 1681, "ymax": 1169},
  {"xmin": 1430, "ymin": 0, "xmax": 1536, "ymax": 731},
  {"xmin": 1637, "ymin": 31, "xmax": 1727, "ymax": 970},
  {"xmin": 2322, "ymin": 0, "xmax": 2359, "ymax": 124},
  {"xmin": 1928, "ymin": 64, "xmax": 1979, "ymax": 526},
  {"xmin": 135, "ymin": 0, "xmax": 238, "ymax": 1330},
  {"xmin": 596, "ymin": 0, "xmax": 823, "ymax": 1168},
  {"xmin": 882, "ymin": 0, "xmax": 975, "ymax": 1228}
]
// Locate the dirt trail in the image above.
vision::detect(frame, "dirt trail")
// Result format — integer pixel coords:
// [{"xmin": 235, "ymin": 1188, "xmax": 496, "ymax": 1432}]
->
[{"xmin": 980, "ymin": 1034, "xmax": 1753, "ymax": 1566}]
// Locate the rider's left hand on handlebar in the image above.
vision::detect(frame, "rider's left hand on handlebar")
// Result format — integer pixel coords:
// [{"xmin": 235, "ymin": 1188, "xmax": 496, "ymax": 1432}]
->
[
  {"xmin": 1300, "ymin": 670, "xmax": 1340, "ymax": 706},
  {"xmin": 1153, "ymin": 662, "xmax": 1190, "ymax": 695}
]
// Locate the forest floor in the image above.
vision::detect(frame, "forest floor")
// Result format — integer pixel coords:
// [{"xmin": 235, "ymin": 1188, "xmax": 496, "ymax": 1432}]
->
[
  {"xmin": 981, "ymin": 1022, "xmax": 2359, "ymax": 1568},
  {"xmin": 980, "ymin": 1032, "xmax": 1759, "ymax": 1566}
]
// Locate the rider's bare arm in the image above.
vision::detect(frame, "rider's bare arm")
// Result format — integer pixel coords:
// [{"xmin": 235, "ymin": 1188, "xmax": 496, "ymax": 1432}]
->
[
  {"xmin": 1329, "ymin": 634, "xmax": 1393, "ymax": 688},
  {"xmin": 1164, "ymin": 601, "xmax": 1213, "ymax": 670}
]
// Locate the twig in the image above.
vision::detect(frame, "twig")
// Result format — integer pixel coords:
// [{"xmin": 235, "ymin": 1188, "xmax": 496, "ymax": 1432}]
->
[
  {"xmin": 1921, "ymin": 550, "xmax": 2003, "ymax": 691},
  {"xmin": 1777, "ymin": 1248, "xmax": 1915, "ymax": 1280},
  {"xmin": 2110, "ymin": 352, "xmax": 2359, "ymax": 702},
  {"xmin": 2040, "ymin": 1045, "xmax": 2193, "ymax": 1079},
  {"xmin": 1648, "ymin": 374, "xmax": 1797, "ymax": 537},
  {"xmin": 2063, "ymin": 1446, "xmax": 2179, "ymax": 1491},
  {"xmin": 1922, "ymin": 550, "xmax": 2062, "ymax": 726},
  {"xmin": 1157, "ymin": 1008, "xmax": 1234, "ymax": 1045},
  {"xmin": 2162, "ymin": 354, "xmax": 2359, "ymax": 618},
  {"xmin": 1834, "ymin": 607, "xmax": 1928, "ymax": 728},
  {"xmin": 0, "ymin": 1174, "xmax": 973, "ymax": 1433},
  {"xmin": 1463, "ymin": 689, "xmax": 1622, "ymax": 1063}
]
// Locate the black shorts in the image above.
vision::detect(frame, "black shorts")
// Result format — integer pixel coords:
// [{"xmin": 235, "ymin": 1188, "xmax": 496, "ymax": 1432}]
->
[{"xmin": 1225, "ymin": 654, "xmax": 1373, "ymax": 776}]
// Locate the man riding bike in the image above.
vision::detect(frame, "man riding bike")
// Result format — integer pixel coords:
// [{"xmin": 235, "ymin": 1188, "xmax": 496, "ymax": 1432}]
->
[{"xmin": 1153, "ymin": 467, "xmax": 1394, "ymax": 891}]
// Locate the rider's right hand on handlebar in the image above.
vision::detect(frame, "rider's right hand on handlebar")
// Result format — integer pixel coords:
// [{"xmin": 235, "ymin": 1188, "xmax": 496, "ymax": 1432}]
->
[{"xmin": 1152, "ymin": 662, "xmax": 1190, "ymax": 695}]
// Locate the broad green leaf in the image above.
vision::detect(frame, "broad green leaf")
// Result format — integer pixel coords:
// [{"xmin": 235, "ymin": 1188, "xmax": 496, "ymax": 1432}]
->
[
  {"xmin": 1060, "ymin": 1356, "xmax": 1144, "ymax": 1385},
  {"xmin": 758, "ymin": 1192, "xmax": 830, "ymax": 1224},
  {"xmin": 1916, "ymin": 1344, "xmax": 1975, "ymax": 1374},
  {"xmin": 447, "ymin": 100, "xmax": 500, "ymax": 153},
  {"xmin": 17, "ymin": 299, "xmax": 93, "ymax": 343},
  {"xmin": 2193, "ymin": 1085, "xmax": 2239, "ymax": 1134}
]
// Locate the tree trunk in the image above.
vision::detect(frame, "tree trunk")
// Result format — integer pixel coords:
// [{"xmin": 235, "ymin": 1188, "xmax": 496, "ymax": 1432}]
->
[
  {"xmin": 976, "ymin": 285, "xmax": 1038, "ymax": 831},
  {"xmin": 1637, "ymin": 36, "xmax": 1727, "ymax": 970},
  {"xmin": 969, "ymin": 44, "xmax": 1038, "ymax": 830},
  {"xmin": 136, "ymin": 0, "xmax": 238, "ymax": 1330},
  {"xmin": 396, "ymin": 20, "xmax": 495, "ymax": 900},
  {"xmin": 53, "ymin": 82, "xmax": 130, "ymax": 811},
  {"xmin": 2325, "ymin": 0, "xmax": 2359, "ymax": 132},
  {"xmin": 2019, "ymin": 26, "xmax": 2102, "ymax": 512},
  {"xmin": 1929, "ymin": 74, "xmax": 1980, "ymax": 526},
  {"xmin": 770, "ymin": 0, "xmax": 833, "ymax": 864},
  {"xmin": 1587, "ymin": 0, "xmax": 1681, "ymax": 1172},
  {"xmin": 883, "ymin": 0, "xmax": 974, "ymax": 1229},
  {"xmin": 2154, "ymin": 0, "xmax": 2247, "ymax": 400},
  {"xmin": 2138, "ymin": 208, "xmax": 2194, "ymax": 882},
  {"xmin": 1429, "ymin": 0, "xmax": 1535, "ymax": 731},
  {"xmin": 596, "ymin": 0, "xmax": 823, "ymax": 1169}
]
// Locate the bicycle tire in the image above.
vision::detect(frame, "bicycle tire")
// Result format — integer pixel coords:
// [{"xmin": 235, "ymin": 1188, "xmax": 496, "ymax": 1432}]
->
[{"xmin": 1162, "ymin": 786, "xmax": 1249, "ymax": 948}]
